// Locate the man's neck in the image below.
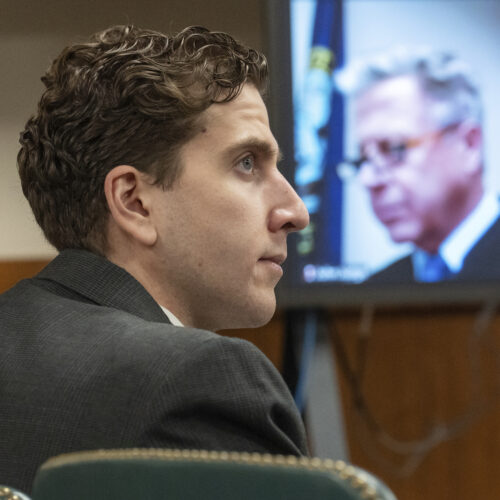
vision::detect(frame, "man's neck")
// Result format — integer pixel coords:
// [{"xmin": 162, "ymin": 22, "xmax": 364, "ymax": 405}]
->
[
  {"xmin": 417, "ymin": 185, "xmax": 485, "ymax": 253},
  {"xmin": 413, "ymin": 191, "xmax": 500, "ymax": 274}
]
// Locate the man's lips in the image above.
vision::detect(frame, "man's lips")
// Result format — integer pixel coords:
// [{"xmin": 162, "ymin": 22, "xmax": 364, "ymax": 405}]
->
[
  {"xmin": 373, "ymin": 204, "xmax": 406, "ymax": 224},
  {"xmin": 258, "ymin": 254, "xmax": 286, "ymax": 276},
  {"xmin": 259, "ymin": 254, "xmax": 286, "ymax": 266}
]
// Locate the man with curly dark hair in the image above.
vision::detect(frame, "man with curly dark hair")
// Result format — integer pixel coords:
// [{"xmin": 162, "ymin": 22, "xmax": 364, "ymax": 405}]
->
[{"xmin": 1, "ymin": 25, "xmax": 309, "ymax": 493}]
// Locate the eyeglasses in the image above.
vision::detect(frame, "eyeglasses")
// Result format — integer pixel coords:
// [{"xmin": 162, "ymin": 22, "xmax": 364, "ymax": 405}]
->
[{"xmin": 336, "ymin": 122, "xmax": 460, "ymax": 180}]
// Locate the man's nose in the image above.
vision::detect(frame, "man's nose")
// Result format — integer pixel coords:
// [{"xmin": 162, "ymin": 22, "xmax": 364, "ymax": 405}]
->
[
  {"xmin": 268, "ymin": 176, "xmax": 310, "ymax": 234},
  {"xmin": 358, "ymin": 161, "xmax": 390, "ymax": 189}
]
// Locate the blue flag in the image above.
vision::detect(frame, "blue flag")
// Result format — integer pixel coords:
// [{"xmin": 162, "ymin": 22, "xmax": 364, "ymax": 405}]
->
[{"xmin": 294, "ymin": 0, "xmax": 344, "ymax": 265}]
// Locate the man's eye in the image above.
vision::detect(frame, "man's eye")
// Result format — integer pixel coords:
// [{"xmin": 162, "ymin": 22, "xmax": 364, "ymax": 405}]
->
[
  {"xmin": 390, "ymin": 144, "xmax": 407, "ymax": 163},
  {"xmin": 237, "ymin": 155, "xmax": 255, "ymax": 174},
  {"xmin": 380, "ymin": 141, "xmax": 407, "ymax": 163}
]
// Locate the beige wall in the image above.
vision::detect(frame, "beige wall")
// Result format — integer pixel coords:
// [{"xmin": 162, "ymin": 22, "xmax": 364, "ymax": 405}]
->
[{"xmin": 0, "ymin": 0, "xmax": 264, "ymax": 259}]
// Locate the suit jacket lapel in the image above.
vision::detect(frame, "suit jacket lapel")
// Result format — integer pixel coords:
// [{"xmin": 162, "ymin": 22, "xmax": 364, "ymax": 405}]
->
[
  {"xmin": 460, "ymin": 215, "xmax": 500, "ymax": 279},
  {"xmin": 36, "ymin": 249, "xmax": 170, "ymax": 324}
]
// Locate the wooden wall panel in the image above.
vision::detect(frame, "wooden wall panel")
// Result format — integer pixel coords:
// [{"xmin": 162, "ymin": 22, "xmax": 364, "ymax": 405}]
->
[
  {"xmin": 331, "ymin": 307, "xmax": 500, "ymax": 500},
  {"xmin": 0, "ymin": 260, "xmax": 50, "ymax": 293}
]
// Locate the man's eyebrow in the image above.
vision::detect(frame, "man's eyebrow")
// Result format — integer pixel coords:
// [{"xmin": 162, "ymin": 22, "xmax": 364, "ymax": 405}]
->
[{"xmin": 224, "ymin": 138, "xmax": 283, "ymax": 162}]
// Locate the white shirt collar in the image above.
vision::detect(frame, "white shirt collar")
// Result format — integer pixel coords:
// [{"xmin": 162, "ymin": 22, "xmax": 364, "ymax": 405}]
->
[
  {"xmin": 413, "ymin": 192, "xmax": 500, "ymax": 274},
  {"xmin": 441, "ymin": 192, "xmax": 500, "ymax": 272},
  {"xmin": 160, "ymin": 305, "xmax": 184, "ymax": 327}
]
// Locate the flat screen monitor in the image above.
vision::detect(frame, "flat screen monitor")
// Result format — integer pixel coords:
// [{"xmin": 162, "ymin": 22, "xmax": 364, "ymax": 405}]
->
[{"xmin": 266, "ymin": 0, "xmax": 500, "ymax": 307}]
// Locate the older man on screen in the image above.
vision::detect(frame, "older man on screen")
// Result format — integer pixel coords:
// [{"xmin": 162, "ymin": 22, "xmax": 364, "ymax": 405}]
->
[{"xmin": 336, "ymin": 48, "xmax": 500, "ymax": 283}]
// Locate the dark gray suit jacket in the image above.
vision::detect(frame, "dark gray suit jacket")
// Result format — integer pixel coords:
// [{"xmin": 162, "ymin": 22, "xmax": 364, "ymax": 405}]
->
[
  {"xmin": 0, "ymin": 250, "xmax": 307, "ymax": 493},
  {"xmin": 367, "ymin": 216, "xmax": 500, "ymax": 283}
]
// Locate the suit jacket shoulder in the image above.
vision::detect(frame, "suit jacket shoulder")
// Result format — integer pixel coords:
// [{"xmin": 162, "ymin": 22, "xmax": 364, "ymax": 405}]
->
[
  {"xmin": 364, "ymin": 215, "xmax": 500, "ymax": 284},
  {"xmin": 0, "ymin": 250, "xmax": 307, "ymax": 493},
  {"xmin": 365, "ymin": 254, "xmax": 414, "ymax": 284},
  {"xmin": 459, "ymin": 215, "xmax": 500, "ymax": 280}
]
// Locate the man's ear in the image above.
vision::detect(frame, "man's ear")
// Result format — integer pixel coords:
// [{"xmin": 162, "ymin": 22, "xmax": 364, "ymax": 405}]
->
[
  {"xmin": 104, "ymin": 165, "xmax": 158, "ymax": 246},
  {"xmin": 458, "ymin": 120, "xmax": 483, "ymax": 175}
]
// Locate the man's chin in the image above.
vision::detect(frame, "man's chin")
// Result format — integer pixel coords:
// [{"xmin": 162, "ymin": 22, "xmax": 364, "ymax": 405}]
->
[
  {"xmin": 385, "ymin": 223, "xmax": 418, "ymax": 245},
  {"xmin": 218, "ymin": 295, "xmax": 277, "ymax": 331}
]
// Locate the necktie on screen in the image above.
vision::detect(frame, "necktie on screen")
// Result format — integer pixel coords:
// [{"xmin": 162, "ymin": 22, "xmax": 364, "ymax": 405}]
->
[{"xmin": 417, "ymin": 253, "xmax": 452, "ymax": 282}]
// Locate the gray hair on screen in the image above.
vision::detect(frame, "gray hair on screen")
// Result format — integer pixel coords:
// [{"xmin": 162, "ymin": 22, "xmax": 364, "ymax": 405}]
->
[{"xmin": 334, "ymin": 46, "xmax": 482, "ymax": 126}]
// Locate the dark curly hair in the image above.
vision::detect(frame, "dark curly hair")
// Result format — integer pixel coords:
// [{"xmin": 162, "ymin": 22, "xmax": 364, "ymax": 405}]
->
[{"xmin": 18, "ymin": 25, "xmax": 268, "ymax": 255}]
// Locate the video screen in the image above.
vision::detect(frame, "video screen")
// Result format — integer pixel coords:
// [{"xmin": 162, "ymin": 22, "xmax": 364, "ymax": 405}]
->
[{"xmin": 288, "ymin": 0, "xmax": 500, "ymax": 288}]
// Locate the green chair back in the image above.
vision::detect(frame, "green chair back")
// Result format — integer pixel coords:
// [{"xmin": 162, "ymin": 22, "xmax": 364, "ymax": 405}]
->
[{"xmin": 32, "ymin": 449, "xmax": 396, "ymax": 500}]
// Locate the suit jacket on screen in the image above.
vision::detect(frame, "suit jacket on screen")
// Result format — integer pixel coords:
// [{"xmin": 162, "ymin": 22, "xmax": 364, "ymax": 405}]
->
[
  {"xmin": 366, "ymin": 216, "xmax": 500, "ymax": 283},
  {"xmin": 0, "ymin": 249, "xmax": 308, "ymax": 493}
]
